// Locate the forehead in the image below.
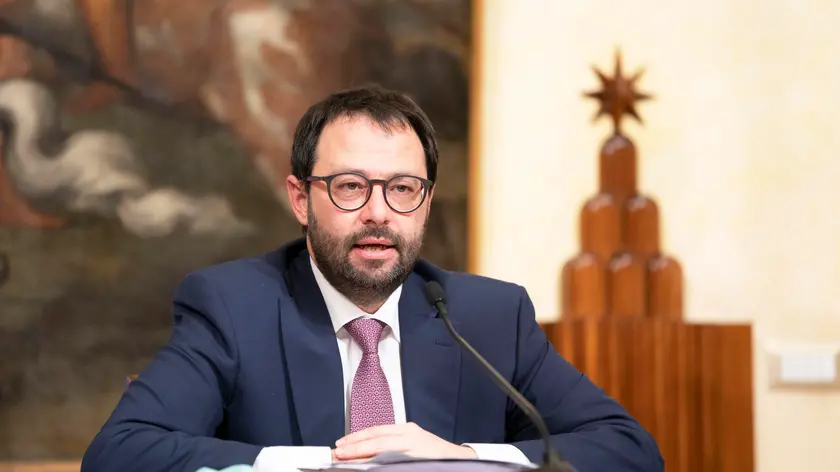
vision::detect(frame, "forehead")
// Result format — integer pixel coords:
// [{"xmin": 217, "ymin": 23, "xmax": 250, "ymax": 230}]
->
[{"xmin": 313, "ymin": 116, "xmax": 426, "ymax": 177}]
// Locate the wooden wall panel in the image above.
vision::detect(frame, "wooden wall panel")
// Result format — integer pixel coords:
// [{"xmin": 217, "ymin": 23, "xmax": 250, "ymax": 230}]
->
[
  {"xmin": 540, "ymin": 320, "xmax": 754, "ymax": 472},
  {"xmin": 0, "ymin": 462, "xmax": 80, "ymax": 472}
]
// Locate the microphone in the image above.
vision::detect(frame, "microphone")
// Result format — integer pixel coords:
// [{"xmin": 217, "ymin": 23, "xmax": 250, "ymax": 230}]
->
[{"xmin": 423, "ymin": 281, "xmax": 577, "ymax": 472}]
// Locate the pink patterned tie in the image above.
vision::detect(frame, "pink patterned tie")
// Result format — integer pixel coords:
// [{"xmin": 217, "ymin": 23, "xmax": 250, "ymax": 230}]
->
[{"xmin": 345, "ymin": 317, "xmax": 395, "ymax": 433}]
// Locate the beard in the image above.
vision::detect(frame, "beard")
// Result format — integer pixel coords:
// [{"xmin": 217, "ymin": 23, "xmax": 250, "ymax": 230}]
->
[{"xmin": 307, "ymin": 208, "xmax": 426, "ymax": 310}]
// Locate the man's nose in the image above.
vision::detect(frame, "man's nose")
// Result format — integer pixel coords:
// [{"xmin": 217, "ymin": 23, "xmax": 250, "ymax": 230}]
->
[{"xmin": 359, "ymin": 185, "xmax": 391, "ymax": 224}]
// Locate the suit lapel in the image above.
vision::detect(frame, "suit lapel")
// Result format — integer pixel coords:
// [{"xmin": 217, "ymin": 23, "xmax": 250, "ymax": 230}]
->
[
  {"xmin": 278, "ymin": 252, "xmax": 345, "ymax": 447},
  {"xmin": 399, "ymin": 273, "xmax": 462, "ymax": 443}
]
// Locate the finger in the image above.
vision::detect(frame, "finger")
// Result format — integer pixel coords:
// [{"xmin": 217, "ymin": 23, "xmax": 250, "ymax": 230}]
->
[
  {"xmin": 335, "ymin": 439, "xmax": 405, "ymax": 461},
  {"xmin": 334, "ymin": 457, "xmax": 370, "ymax": 464},
  {"xmin": 336, "ymin": 424, "xmax": 406, "ymax": 446},
  {"xmin": 334, "ymin": 436, "xmax": 408, "ymax": 460}
]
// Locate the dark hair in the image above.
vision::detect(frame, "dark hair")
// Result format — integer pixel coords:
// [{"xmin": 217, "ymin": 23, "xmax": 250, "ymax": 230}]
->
[{"xmin": 290, "ymin": 85, "xmax": 439, "ymax": 184}]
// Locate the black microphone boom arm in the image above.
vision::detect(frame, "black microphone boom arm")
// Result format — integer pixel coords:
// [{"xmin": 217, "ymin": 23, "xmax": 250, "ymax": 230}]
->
[{"xmin": 423, "ymin": 281, "xmax": 577, "ymax": 472}]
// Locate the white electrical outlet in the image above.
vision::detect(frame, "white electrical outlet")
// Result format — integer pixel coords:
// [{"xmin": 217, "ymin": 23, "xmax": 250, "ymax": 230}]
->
[{"xmin": 768, "ymin": 345, "xmax": 840, "ymax": 389}]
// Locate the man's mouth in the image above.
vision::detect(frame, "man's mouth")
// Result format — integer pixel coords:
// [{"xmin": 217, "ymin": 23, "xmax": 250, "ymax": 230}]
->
[
  {"xmin": 354, "ymin": 244, "xmax": 392, "ymax": 251},
  {"xmin": 352, "ymin": 238, "xmax": 396, "ymax": 253}
]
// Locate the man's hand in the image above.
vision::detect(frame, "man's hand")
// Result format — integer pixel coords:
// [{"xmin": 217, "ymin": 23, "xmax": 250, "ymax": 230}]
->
[{"xmin": 333, "ymin": 423, "xmax": 478, "ymax": 462}]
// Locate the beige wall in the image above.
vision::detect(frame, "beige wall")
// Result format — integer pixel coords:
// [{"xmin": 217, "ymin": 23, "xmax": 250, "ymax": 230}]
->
[{"xmin": 471, "ymin": 1, "xmax": 840, "ymax": 471}]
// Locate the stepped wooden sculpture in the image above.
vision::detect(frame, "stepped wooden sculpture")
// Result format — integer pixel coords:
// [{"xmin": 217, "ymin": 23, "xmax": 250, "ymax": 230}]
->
[
  {"xmin": 562, "ymin": 51, "xmax": 682, "ymax": 319},
  {"xmin": 547, "ymin": 52, "xmax": 755, "ymax": 472}
]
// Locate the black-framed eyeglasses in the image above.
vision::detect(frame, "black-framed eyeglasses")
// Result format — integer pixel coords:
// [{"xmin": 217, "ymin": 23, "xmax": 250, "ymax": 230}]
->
[{"xmin": 306, "ymin": 172, "xmax": 433, "ymax": 213}]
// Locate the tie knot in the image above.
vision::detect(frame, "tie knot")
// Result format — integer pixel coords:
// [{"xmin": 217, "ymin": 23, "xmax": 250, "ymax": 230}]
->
[{"xmin": 345, "ymin": 317, "xmax": 386, "ymax": 353}]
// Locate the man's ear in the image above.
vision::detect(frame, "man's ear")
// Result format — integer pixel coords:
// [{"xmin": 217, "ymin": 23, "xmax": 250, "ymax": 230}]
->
[{"xmin": 286, "ymin": 175, "xmax": 309, "ymax": 226}]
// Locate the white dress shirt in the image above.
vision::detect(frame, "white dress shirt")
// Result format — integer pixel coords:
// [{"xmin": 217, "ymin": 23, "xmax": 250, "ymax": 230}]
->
[{"xmin": 253, "ymin": 258, "xmax": 531, "ymax": 471}]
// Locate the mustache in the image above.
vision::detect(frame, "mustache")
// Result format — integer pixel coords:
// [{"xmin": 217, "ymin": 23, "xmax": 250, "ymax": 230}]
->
[{"xmin": 346, "ymin": 226, "xmax": 405, "ymax": 249}]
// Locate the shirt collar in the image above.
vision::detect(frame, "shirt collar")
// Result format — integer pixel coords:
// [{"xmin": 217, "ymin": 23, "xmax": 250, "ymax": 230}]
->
[{"xmin": 309, "ymin": 256, "xmax": 402, "ymax": 342}]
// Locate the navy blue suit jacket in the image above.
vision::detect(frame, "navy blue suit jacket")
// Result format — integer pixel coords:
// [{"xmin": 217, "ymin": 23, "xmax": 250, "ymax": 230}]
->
[{"xmin": 82, "ymin": 238, "xmax": 663, "ymax": 472}]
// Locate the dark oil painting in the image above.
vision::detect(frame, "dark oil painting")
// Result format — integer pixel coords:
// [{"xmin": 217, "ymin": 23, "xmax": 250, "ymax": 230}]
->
[{"xmin": 0, "ymin": 0, "xmax": 472, "ymax": 460}]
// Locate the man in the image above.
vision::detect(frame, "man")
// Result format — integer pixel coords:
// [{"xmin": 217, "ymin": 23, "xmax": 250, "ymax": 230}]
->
[{"xmin": 82, "ymin": 87, "xmax": 663, "ymax": 472}]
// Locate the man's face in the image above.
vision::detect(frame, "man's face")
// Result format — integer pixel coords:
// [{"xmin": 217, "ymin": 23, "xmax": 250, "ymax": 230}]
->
[{"xmin": 286, "ymin": 116, "xmax": 432, "ymax": 303}]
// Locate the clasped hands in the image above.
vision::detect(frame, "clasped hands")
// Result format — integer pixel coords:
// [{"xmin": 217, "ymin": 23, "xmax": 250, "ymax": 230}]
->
[{"xmin": 331, "ymin": 422, "xmax": 477, "ymax": 463}]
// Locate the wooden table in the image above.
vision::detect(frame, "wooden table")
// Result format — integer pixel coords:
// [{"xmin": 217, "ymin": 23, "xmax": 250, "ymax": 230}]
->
[{"xmin": 0, "ymin": 461, "xmax": 81, "ymax": 471}]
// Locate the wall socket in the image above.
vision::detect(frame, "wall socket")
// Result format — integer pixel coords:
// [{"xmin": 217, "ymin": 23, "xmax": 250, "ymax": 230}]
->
[{"xmin": 768, "ymin": 345, "xmax": 840, "ymax": 390}]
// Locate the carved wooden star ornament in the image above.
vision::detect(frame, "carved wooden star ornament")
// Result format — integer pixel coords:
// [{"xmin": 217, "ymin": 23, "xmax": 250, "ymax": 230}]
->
[{"xmin": 584, "ymin": 50, "xmax": 652, "ymax": 135}]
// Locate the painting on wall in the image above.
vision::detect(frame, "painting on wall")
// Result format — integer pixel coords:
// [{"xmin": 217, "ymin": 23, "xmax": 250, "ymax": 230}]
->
[{"xmin": 0, "ymin": 0, "xmax": 472, "ymax": 460}]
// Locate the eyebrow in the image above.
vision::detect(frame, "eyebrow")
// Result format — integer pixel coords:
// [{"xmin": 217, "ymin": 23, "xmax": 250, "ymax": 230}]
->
[
  {"xmin": 330, "ymin": 167, "xmax": 421, "ymax": 179},
  {"xmin": 332, "ymin": 167, "xmax": 369, "ymax": 175}
]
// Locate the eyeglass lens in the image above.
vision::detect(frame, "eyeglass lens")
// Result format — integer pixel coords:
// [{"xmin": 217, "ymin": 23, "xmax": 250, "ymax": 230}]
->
[{"xmin": 329, "ymin": 173, "xmax": 425, "ymax": 212}]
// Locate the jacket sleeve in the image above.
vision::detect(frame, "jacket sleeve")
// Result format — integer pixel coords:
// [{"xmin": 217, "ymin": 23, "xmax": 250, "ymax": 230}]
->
[
  {"xmin": 81, "ymin": 272, "xmax": 262, "ymax": 472},
  {"xmin": 505, "ymin": 286, "xmax": 665, "ymax": 472}
]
